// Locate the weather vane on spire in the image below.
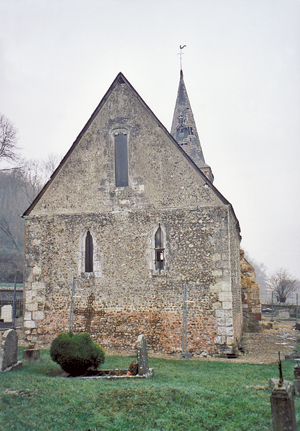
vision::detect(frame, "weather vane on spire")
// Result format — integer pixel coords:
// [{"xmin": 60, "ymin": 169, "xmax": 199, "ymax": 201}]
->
[{"xmin": 178, "ymin": 45, "xmax": 186, "ymax": 71}]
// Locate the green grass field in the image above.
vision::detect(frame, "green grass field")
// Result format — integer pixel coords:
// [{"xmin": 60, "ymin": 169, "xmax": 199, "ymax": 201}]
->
[{"xmin": 0, "ymin": 348, "xmax": 299, "ymax": 430}]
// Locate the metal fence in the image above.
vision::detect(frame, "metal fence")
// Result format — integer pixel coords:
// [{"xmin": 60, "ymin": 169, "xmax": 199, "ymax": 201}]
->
[
  {"xmin": 260, "ymin": 289, "xmax": 300, "ymax": 305},
  {"xmin": 261, "ymin": 290, "xmax": 300, "ymax": 323}
]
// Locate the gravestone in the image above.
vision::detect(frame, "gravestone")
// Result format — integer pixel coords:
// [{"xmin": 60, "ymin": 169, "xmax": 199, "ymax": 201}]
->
[
  {"xmin": 1, "ymin": 305, "xmax": 12, "ymax": 322},
  {"xmin": 294, "ymin": 359, "xmax": 300, "ymax": 397},
  {"xmin": 285, "ymin": 351, "xmax": 300, "ymax": 361},
  {"xmin": 136, "ymin": 334, "xmax": 149, "ymax": 376},
  {"xmin": 0, "ymin": 329, "xmax": 22, "ymax": 371},
  {"xmin": 270, "ymin": 382, "xmax": 297, "ymax": 431},
  {"xmin": 278, "ymin": 311, "xmax": 290, "ymax": 320},
  {"xmin": 270, "ymin": 353, "xmax": 297, "ymax": 431},
  {"xmin": 23, "ymin": 343, "xmax": 40, "ymax": 362}
]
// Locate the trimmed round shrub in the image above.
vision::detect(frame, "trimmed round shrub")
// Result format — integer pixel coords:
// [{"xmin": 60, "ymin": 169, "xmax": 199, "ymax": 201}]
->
[{"xmin": 50, "ymin": 331, "xmax": 105, "ymax": 376}]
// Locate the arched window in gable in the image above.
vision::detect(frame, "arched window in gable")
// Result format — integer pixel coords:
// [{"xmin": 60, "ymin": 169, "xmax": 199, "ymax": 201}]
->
[
  {"xmin": 155, "ymin": 224, "xmax": 164, "ymax": 271},
  {"xmin": 114, "ymin": 132, "xmax": 128, "ymax": 187},
  {"xmin": 85, "ymin": 230, "xmax": 93, "ymax": 273}
]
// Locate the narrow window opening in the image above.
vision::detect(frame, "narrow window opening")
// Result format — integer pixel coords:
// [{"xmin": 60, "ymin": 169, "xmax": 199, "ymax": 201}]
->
[
  {"xmin": 115, "ymin": 133, "xmax": 128, "ymax": 187},
  {"xmin": 85, "ymin": 231, "xmax": 93, "ymax": 273},
  {"xmin": 155, "ymin": 224, "xmax": 164, "ymax": 271}
]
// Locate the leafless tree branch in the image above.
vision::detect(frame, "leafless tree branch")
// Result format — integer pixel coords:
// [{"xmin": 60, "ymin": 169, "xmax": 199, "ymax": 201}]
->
[
  {"xmin": 0, "ymin": 113, "xmax": 19, "ymax": 164},
  {"xmin": 0, "ymin": 216, "xmax": 22, "ymax": 255},
  {"xmin": 267, "ymin": 268, "xmax": 299, "ymax": 303}
]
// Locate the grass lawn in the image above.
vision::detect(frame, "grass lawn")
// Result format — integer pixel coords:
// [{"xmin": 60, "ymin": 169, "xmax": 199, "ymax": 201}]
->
[{"xmin": 0, "ymin": 348, "xmax": 299, "ymax": 431}]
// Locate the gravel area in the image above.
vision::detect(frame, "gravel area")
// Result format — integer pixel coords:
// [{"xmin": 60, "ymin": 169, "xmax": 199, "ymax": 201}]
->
[{"xmin": 227, "ymin": 319, "xmax": 299, "ymax": 364}]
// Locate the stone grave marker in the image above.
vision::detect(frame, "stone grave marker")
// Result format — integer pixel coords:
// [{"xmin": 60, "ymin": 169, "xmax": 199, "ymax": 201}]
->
[
  {"xmin": 23, "ymin": 343, "xmax": 40, "ymax": 362},
  {"xmin": 136, "ymin": 334, "xmax": 149, "ymax": 376},
  {"xmin": 0, "ymin": 329, "xmax": 22, "ymax": 371},
  {"xmin": 278, "ymin": 311, "xmax": 290, "ymax": 320},
  {"xmin": 294, "ymin": 359, "xmax": 300, "ymax": 397},
  {"xmin": 1, "ymin": 305, "xmax": 12, "ymax": 322},
  {"xmin": 270, "ymin": 353, "xmax": 297, "ymax": 431}
]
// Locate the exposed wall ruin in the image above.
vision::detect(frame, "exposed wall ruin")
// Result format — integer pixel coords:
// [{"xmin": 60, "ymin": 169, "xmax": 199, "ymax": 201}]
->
[{"xmin": 240, "ymin": 249, "xmax": 262, "ymax": 332}]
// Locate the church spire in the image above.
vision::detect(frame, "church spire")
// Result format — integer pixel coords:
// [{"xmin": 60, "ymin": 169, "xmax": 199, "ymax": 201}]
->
[{"xmin": 171, "ymin": 69, "xmax": 214, "ymax": 183}]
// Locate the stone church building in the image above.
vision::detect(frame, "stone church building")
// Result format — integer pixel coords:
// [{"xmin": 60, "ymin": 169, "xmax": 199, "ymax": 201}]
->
[{"xmin": 23, "ymin": 71, "xmax": 244, "ymax": 356}]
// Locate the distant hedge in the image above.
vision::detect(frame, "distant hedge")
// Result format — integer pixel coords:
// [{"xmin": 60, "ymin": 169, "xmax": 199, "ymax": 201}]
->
[{"xmin": 50, "ymin": 331, "xmax": 105, "ymax": 376}]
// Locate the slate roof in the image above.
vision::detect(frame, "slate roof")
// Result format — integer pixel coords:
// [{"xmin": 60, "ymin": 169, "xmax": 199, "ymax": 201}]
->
[{"xmin": 171, "ymin": 70, "xmax": 214, "ymax": 180}]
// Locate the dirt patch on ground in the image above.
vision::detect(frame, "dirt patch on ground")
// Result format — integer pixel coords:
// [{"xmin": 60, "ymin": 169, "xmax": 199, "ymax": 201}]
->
[{"xmin": 215, "ymin": 319, "xmax": 300, "ymax": 364}]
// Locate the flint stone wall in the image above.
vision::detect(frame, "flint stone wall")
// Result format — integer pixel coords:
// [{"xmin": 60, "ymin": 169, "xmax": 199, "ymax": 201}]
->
[
  {"xmin": 24, "ymin": 205, "xmax": 241, "ymax": 354},
  {"xmin": 23, "ymin": 76, "xmax": 242, "ymax": 355}
]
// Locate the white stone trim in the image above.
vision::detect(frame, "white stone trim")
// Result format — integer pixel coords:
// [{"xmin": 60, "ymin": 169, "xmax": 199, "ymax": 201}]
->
[
  {"xmin": 77, "ymin": 228, "xmax": 102, "ymax": 277},
  {"xmin": 148, "ymin": 223, "xmax": 167, "ymax": 274}
]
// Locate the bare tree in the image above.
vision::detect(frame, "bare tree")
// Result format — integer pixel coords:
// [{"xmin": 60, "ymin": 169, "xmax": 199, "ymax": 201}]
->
[
  {"xmin": 0, "ymin": 114, "xmax": 19, "ymax": 164},
  {"xmin": 267, "ymin": 268, "xmax": 299, "ymax": 303},
  {"xmin": 0, "ymin": 153, "xmax": 62, "ymax": 282},
  {"xmin": 42, "ymin": 153, "xmax": 62, "ymax": 180},
  {"xmin": 19, "ymin": 158, "xmax": 45, "ymax": 202},
  {"xmin": 19, "ymin": 153, "xmax": 62, "ymax": 201},
  {"xmin": 244, "ymin": 252, "xmax": 269, "ymax": 293},
  {"xmin": 0, "ymin": 217, "xmax": 22, "ymax": 255}
]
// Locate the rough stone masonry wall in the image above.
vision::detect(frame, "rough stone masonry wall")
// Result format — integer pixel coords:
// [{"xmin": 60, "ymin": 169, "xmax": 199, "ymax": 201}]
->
[
  {"xmin": 211, "ymin": 208, "xmax": 242, "ymax": 355},
  {"xmin": 23, "ymin": 205, "xmax": 240, "ymax": 355},
  {"xmin": 240, "ymin": 249, "xmax": 262, "ymax": 332},
  {"xmin": 229, "ymin": 210, "xmax": 243, "ymax": 350}
]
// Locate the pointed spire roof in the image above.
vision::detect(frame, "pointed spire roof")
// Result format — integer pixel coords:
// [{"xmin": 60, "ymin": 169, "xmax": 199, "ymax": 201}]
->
[{"xmin": 171, "ymin": 70, "xmax": 214, "ymax": 183}]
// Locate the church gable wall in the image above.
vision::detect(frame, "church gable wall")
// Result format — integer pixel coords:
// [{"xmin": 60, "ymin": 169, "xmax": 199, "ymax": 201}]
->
[
  {"xmin": 23, "ymin": 74, "xmax": 242, "ymax": 356},
  {"xmin": 30, "ymin": 82, "xmax": 223, "ymax": 217},
  {"xmin": 23, "ymin": 204, "xmax": 239, "ymax": 355}
]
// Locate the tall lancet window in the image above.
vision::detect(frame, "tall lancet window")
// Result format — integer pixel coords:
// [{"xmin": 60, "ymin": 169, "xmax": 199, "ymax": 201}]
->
[
  {"xmin": 155, "ymin": 224, "xmax": 164, "ymax": 271},
  {"xmin": 85, "ymin": 231, "xmax": 93, "ymax": 273},
  {"xmin": 114, "ymin": 132, "xmax": 128, "ymax": 187}
]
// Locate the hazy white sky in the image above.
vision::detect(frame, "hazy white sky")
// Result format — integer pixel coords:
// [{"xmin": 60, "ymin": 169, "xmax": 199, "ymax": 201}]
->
[{"xmin": 1, "ymin": 0, "xmax": 300, "ymax": 280}]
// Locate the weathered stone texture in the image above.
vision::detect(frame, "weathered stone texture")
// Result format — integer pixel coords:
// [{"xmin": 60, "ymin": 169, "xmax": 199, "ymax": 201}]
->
[
  {"xmin": 30, "ymin": 83, "xmax": 220, "ymax": 218},
  {"xmin": 0, "ymin": 329, "xmax": 20, "ymax": 371},
  {"xmin": 136, "ymin": 334, "xmax": 149, "ymax": 375},
  {"xmin": 23, "ymin": 73, "xmax": 242, "ymax": 355},
  {"xmin": 24, "ymin": 205, "xmax": 240, "ymax": 353},
  {"xmin": 240, "ymin": 249, "xmax": 262, "ymax": 332}
]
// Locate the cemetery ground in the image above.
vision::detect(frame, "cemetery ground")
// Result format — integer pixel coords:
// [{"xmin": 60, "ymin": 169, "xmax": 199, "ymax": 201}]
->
[{"xmin": 0, "ymin": 324, "xmax": 300, "ymax": 431}]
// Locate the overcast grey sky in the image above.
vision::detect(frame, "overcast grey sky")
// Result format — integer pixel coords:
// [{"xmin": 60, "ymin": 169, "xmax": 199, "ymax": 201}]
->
[{"xmin": 1, "ymin": 0, "xmax": 300, "ymax": 280}]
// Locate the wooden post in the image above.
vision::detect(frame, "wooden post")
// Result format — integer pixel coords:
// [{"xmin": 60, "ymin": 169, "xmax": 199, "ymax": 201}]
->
[{"xmin": 12, "ymin": 276, "xmax": 17, "ymax": 329}]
